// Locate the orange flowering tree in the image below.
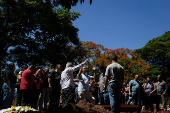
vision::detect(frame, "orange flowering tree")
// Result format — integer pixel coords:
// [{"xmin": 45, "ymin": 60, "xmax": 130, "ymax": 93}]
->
[{"xmin": 80, "ymin": 41, "xmax": 150, "ymax": 82}]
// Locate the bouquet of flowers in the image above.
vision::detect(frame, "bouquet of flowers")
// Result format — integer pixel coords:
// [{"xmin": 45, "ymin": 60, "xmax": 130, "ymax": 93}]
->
[{"xmin": 1, "ymin": 106, "xmax": 39, "ymax": 113}]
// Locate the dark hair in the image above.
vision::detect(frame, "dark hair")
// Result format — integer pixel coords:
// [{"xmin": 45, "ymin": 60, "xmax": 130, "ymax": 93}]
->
[
  {"xmin": 21, "ymin": 65, "xmax": 28, "ymax": 71},
  {"xmin": 56, "ymin": 64, "xmax": 61, "ymax": 68},
  {"xmin": 7, "ymin": 63, "xmax": 15, "ymax": 71},
  {"xmin": 99, "ymin": 65, "xmax": 105, "ymax": 69},
  {"xmin": 146, "ymin": 76, "xmax": 153, "ymax": 85},
  {"xmin": 29, "ymin": 64, "xmax": 36, "ymax": 70},
  {"xmin": 111, "ymin": 54, "xmax": 117, "ymax": 62}
]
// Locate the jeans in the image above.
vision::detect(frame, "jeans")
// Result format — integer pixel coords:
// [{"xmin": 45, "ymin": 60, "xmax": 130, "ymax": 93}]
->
[
  {"xmin": 108, "ymin": 82, "xmax": 121, "ymax": 113},
  {"xmin": 39, "ymin": 88, "xmax": 49, "ymax": 111},
  {"xmin": 1, "ymin": 83, "xmax": 15, "ymax": 109},
  {"xmin": 127, "ymin": 92, "xmax": 140, "ymax": 105},
  {"xmin": 98, "ymin": 92, "xmax": 110, "ymax": 105}
]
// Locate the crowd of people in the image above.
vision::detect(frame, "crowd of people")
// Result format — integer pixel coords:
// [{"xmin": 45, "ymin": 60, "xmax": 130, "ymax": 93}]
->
[{"xmin": 0, "ymin": 54, "xmax": 170, "ymax": 113}]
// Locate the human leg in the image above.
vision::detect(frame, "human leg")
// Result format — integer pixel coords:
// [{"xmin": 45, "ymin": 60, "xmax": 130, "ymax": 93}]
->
[
  {"xmin": 39, "ymin": 88, "xmax": 45, "ymax": 111},
  {"xmin": 155, "ymin": 95, "xmax": 160, "ymax": 111},
  {"xmin": 108, "ymin": 83, "xmax": 121, "ymax": 113},
  {"xmin": 161, "ymin": 94, "xmax": 167, "ymax": 110},
  {"xmin": 86, "ymin": 92, "xmax": 95, "ymax": 104},
  {"xmin": 78, "ymin": 91, "xmax": 86, "ymax": 102},
  {"xmin": 98, "ymin": 93, "xmax": 104, "ymax": 105},
  {"xmin": 103, "ymin": 92, "xmax": 110, "ymax": 105},
  {"xmin": 44, "ymin": 88, "xmax": 49, "ymax": 111}
]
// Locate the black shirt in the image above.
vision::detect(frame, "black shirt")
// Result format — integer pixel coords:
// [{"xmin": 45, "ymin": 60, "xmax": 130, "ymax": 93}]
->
[
  {"xmin": 33, "ymin": 75, "xmax": 39, "ymax": 90},
  {"xmin": 42, "ymin": 75, "xmax": 49, "ymax": 88},
  {"xmin": 4, "ymin": 69, "xmax": 16, "ymax": 84},
  {"xmin": 50, "ymin": 71, "xmax": 61, "ymax": 89}
]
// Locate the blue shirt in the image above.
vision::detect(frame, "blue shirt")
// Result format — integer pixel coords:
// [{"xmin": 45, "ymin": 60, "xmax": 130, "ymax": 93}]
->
[
  {"xmin": 129, "ymin": 80, "xmax": 142, "ymax": 94},
  {"xmin": 145, "ymin": 83, "xmax": 154, "ymax": 93},
  {"xmin": 77, "ymin": 74, "xmax": 92, "ymax": 91}
]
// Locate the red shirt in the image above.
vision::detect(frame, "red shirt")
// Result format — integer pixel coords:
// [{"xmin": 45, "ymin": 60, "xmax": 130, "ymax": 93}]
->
[
  {"xmin": 20, "ymin": 69, "xmax": 33, "ymax": 90},
  {"xmin": 121, "ymin": 87, "xmax": 125, "ymax": 95},
  {"xmin": 36, "ymin": 75, "xmax": 43, "ymax": 89}
]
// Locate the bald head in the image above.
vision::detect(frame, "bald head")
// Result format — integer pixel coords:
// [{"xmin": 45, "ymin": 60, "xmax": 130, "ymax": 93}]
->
[{"xmin": 135, "ymin": 75, "xmax": 139, "ymax": 81}]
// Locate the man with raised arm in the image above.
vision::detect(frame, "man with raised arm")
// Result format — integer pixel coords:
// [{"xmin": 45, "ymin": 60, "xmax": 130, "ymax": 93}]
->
[{"xmin": 61, "ymin": 58, "xmax": 89, "ymax": 107}]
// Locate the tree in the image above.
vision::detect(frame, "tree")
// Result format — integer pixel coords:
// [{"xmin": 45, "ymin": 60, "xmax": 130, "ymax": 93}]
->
[
  {"xmin": 136, "ymin": 31, "xmax": 170, "ymax": 80},
  {"xmin": 81, "ymin": 41, "xmax": 150, "ymax": 82},
  {"xmin": 0, "ymin": 0, "xmax": 87, "ymax": 69}
]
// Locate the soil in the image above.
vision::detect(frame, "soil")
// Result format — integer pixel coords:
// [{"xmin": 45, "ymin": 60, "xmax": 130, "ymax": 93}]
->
[
  {"xmin": 46, "ymin": 100, "xmax": 112, "ymax": 113},
  {"xmin": 12, "ymin": 100, "xmax": 170, "ymax": 113}
]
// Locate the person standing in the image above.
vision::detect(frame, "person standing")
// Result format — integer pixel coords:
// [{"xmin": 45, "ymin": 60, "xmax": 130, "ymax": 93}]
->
[
  {"xmin": 143, "ymin": 77, "xmax": 156, "ymax": 112},
  {"xmin": 98, "ymin": 65, "xmax": 110, "ymax": 105},
  {"xmin": 0, "ymin": 76, "xmax": 3, "ymax": 110},
  {"xmin": 77, "ymin": 66, "xmax": 97, "ymax": 104},
  {"xmin": 16, "ymin": 65, "xmax": 28, "ymax": 106},
  {"xmin": 127, "ymin": 75, "xmax": 142, "ymax": 105},
  {"xmin": 39, "ymin": 68, "xmax": 50, "ymax": 112},
  {"xmin": 104, "ymin": 54, "xmax": 124, "ymax": 113},
  {"xmin": 20, "ymin": 64, "xmax": 37, "ymax": 107},
  {"xmin": 167, "ymin": 76, "xmax": 170, "ymax": 111},
  {"xmin": 1, "ymin": 63, "xmax": 16, "ymax": 109},
  {"xmin": 61, "ymin": 58, "xmax": 89, "ymax": 107},
  {"xmin": 49, "ymin": 64, "xmax": 62, "ymax": 109},
  {"xmin": 155, "ymin": 75, "xmax": 167, "ymax": 111},
  {"xmin": 33, "ymin": 69, "xmax": 43, "ymax": 109}
]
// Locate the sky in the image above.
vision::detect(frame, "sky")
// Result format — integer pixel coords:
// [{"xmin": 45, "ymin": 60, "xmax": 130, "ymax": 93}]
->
[{"xmin": 70, "ymin": 0, "xmax": 170, "ymax": 50}]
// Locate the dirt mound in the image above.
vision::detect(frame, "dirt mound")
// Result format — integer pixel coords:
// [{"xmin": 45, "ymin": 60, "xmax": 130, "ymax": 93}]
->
[
  {"xmin": 46, "ymin": 100, "xmax": 112, "ymax": 113},
  {"xmin": 75, "ymin": 100, "xmax": 112, "ymax": 113}
]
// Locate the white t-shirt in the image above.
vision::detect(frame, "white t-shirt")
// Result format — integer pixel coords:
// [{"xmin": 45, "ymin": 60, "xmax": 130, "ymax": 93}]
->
[
  {"xmin": 77, "ymin": 74, "xmax": 92, "ymax": 91},
  {"xmin": 61, "ymin": 62, "xmax": 85, "ymax": 89}
]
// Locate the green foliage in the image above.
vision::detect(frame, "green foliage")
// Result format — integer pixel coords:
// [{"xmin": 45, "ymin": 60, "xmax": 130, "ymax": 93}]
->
[
  {"xmin": 136, "ymin": 31, "xmax": 170, "ymax": 80},
  {"xmin": 0, "ymin": 0, "xmax": 86, "ymax": 69}
]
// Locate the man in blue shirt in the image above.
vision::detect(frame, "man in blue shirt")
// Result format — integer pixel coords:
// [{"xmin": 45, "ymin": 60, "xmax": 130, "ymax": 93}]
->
[{"xmin": 127, "ymin": 75, "xmax": 142, "ymax": 105}]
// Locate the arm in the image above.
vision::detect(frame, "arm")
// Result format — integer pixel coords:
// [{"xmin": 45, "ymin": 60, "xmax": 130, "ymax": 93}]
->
[
  {"xmin": 150, "ymin": 83, "xmax": 156, "ymax": 95},
  {"xmin": 163, "ymin": 82, "xmax": 167, "ymax": 95},
  {"xmin": 129, "ymin": 86, "xmax": 131, "ymax": 96},
  {"xmin": 48, "ymin": 78, "xmax": 51, "ymax": 89},
  {"xmin": 91, "ymin": 65, "xmax": 97, "ymax": 79},
  {"xmin": 128, "ymin": 81, "xmax": 132, "ymax": 96},
  {"xmin": 104, "ymin": 75, "xmax": 110, "ymax": 91},
  {"xmin": 17, "ymin": 71, "xmax": 22, "ymax": 82},
  {"xmin": 31, "ymin": 75, "xmax": 37, "ymax": 84},
  {"xmin": 121, "ymin": 69, "xmax": 124, "ymax": 87},
  {"xmin": 67, "ymin": 58, "xmax": 89, "ymax": 72},
  {"xmin": 6, "ymin": 80, "xmax": 11, "ymax": 92},
  {"xmin": 4, "ymin": 71, "xmax": 12, "ymax": 92},
  {"xmin": 104, "ymin": 66, "xmax": 110, "ymax": 90},
  {"xmin": 77, "ymin": 67, "xmax": 83, "ymax": 78},
  {"xmin": 73, "ymin": 79, "xmax": 85, "ymax": 82},
  {"xmin": 39, "ymin": 76, "xmax": 43, "ymax": 83}
]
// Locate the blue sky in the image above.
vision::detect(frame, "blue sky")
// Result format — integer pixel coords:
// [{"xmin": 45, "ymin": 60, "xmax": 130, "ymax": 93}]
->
[{"xmin": 71, "ymin": 0, "xmax": 170, "ymax": 50}]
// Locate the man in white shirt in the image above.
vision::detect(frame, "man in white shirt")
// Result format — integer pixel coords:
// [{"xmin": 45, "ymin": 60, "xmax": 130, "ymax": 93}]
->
[{"xmin": 61, "ymin": 58, "xmax": 89, "ymax": 107}]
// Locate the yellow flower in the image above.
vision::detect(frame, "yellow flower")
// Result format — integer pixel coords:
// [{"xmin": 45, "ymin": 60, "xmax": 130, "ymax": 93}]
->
[{"xmin": 11, "ymin": 106, "xmax": 15, "ymax": 109}]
